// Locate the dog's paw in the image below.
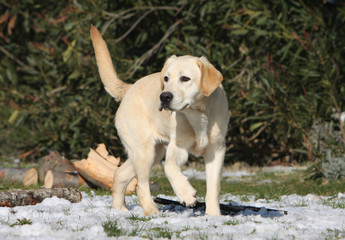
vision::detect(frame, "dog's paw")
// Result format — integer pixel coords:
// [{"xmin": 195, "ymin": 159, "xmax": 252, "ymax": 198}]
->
[
  {"xmin": 205, "ymin": 205, "xmax": 221, "ymax": 216},
  {"xmin": 143, "ymin": 204, "xmax": 160, "ymax": 216},
  {"xmin": 112, "ymin": 202, "xmax": 129, "ymax": 212},
  {"xmin": 176, "ymin": 184, "xmax": 197, "ymax": 207}
]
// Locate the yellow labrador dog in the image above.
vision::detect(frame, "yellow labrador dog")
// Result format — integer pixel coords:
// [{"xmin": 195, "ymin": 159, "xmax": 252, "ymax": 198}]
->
[{"xmin": 90, "ymin": 25, "xmax": 229, "ymax": 216}]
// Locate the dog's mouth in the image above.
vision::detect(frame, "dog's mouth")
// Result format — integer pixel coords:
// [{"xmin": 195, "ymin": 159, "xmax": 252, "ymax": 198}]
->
[
  {"xmin": 158, "ymin": 103, "xmax": 189, "ymax": 112},
  {"xmin": 159, "ymin": 104, "xmax": 172, "ymax": 111}
]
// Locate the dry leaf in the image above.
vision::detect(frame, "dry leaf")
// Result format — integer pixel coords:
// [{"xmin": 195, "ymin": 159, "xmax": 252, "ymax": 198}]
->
[
  {"xmin": 0, "ymin": 10, "xmax": 9, "ymax": 24},
  {"xmin": 8, "ymin": 14, "xmax": 17, "ymax": 35}
]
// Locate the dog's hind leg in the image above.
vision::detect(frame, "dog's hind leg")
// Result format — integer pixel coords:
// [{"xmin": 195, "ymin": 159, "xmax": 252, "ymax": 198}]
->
[
  {"xmin": 112, "ymin": 158, "xmax": 135, "ymax": 211},
  {"xmin": 132, "ymin": 142, "xmax": 160, "ymax": 215}
]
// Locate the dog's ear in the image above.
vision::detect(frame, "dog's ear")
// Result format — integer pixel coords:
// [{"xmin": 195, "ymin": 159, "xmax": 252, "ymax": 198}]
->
[
  {"xmin": 196, "ymin": 57, "xmax": 223, "ymax": 96},
  {"xmin": 160, "ymin": 55, "xmax": 177, "ymax": 90}
]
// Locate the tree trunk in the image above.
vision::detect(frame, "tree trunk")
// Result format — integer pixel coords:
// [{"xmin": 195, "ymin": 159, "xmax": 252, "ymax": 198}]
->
[
  {"xmin": 0, "ymin": 168, "xmax": 38, "ymax": 186},
  {"xmin": 44, "ymin": 170, "xmax": 88, "ymax": 188},
  {"xmin": 0, "ymin": 188, "xmax": 82, "ymax": 207}
]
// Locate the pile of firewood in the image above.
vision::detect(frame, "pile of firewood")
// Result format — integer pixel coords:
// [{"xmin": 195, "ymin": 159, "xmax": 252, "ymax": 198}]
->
[
  {"xmin": 1, "ymin": 145, "xmax": 288, "ymax": 215},
  {"xmin": 0, "ymin": 144, "xmax": 137, "ymax": 194}
]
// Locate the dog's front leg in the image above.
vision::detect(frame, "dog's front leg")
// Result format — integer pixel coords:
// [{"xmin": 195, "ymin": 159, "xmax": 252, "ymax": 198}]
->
[
  {"xmin": 164, "ymin": 142, "xmax": 197, "ymax": 207},
  {"xmin": 203, "ymin": 143, "xmax": 226, "ymax": 216}
]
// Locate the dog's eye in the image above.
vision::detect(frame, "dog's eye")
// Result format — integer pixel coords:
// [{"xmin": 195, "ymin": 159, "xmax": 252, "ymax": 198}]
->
[
  {"xmin": 180, "ymin": 76, "xmax": 190, "ymax": 82},
  {"xmin": 164, "ymin": 76, "xmax": 169, "ymax": 82}
]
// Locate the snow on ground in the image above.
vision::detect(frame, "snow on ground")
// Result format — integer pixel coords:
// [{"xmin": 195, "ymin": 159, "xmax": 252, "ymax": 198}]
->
[
  {"xmin": 1, "ymin": 189, "xmax": 345, "ymax": 239},
  {"xmin": 182, "ymin": 165, "xmax": 306, "ymax": 181},
  {"xmin": 183, "ymin": 168, "xmax": 254, "ymax": 180}
]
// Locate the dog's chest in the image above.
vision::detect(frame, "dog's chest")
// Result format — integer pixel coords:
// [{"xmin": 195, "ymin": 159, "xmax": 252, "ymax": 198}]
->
[{"xmin": 171, "ymin": 111, "xmax": 209, "ymax": 156}]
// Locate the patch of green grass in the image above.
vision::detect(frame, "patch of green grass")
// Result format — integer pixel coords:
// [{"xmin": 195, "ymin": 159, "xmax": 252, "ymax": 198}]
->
[
  {"xmin": 72, "ymin": 226, "xmax": 87, "ymax": 232},
  {"xmin": 150, "ymin": 175, "xmax": 174, "ymax": 196},
  {"xmin": 291, "ymin": 201, "xmax": 309, "ymax": 207},
  {"xmin": 321, "ymin": 228, "xmax": 345, "ymax": 240},
  {"xmin": 128, "ymin": 224, "xmax": 146, "ymax": 237},
  {"xmin": 153, "ymin": 169, "xmax": 345, "ymax": 201},
  {"xmin": 322, "ymin": 199, "xmax": 345, "ymax": 209},
  {"xmin": 127, "ymin": 213, "xmax": 151, "ymax": 222},
  {"xmin": 220, "ymin": 170, "xmax": 345, "ymax": 200},
  {"xmin": 102, "ymin": 219, "xmax": 126, "ymax": 237},
  {"xmin": 79, "ymin": 187, "xmax": 111, "ymax": 197},
  {"xmin": 148, "ymin": 227, "xmax": 173, "ymax": 239},
  {"xmin": 240, "ymin": 195, "xmax": 250, "ymax": 202},
  {"xmin": 224, "ymin": 219, "xmax": 240, "ymax": 226},
  {"xmin": 10, "ymin": 218, "xmax": 32, "ymax": 227}
]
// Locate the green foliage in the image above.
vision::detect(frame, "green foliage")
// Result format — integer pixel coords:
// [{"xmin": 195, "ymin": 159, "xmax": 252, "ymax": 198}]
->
[
  {"xmin": 0, "ymin": 1, "xmax": 344, "ymax": 166},
  {"xmin": 127, "ymin": 213, "xmax": 151, "ymax": 222},
  {"xmin": 152, "ymin": 169, "xmax": 345, "ymax": 199},
  {"xmin": 10, "ymin": 218, "xmax": 32, "ymax": 227},
  {"xmin": 323, "ymin": 155, "xmax": 345, "ymax": 180},
  {"xmin": 308, "ymin": 120, "xmax": 345, "ymax": 180},
  {"xmin": 224, "ymin": 219, "xmax": 240, "ymax": 226},
  {"xmin": 102, "ymin": 219, "xmax": 125, "ymax": 237}
]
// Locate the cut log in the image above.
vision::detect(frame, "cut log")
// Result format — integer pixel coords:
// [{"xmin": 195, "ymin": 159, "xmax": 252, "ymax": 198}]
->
[
  {"xmin": 126, "ymin": 178, "xmax": 138, "ymax": 194},
  {"xmin": 73, "ymin": 144, "xmax": 137, "ymax": 193},
  {"xmin": 44, "ymin": 170, "xmax": 88, "ymax": 189},
  {"xmin": 73, "ymin": 151, "xmax": 114, "ymax": 190},
  {"xmin": 94, "ymin": 143, "xmax": 120, "ymax": 166},
  {"xmin": 37, "ymin": 151, "xmax": 76, "ymax": 183},
  {"xmin": 38, "ymin": 151, "xmax": 62, "ymax": 182},
  {"xmin": 154, "ymin": 197, "xmax": 288, "ymax": 215},
  {"xmin": 0, "ymin": 188, "xmax": 82, "ymax": 207},
  {"xmin": 0, "ymin": 168, "xmax": 38, "ymax": 186}
]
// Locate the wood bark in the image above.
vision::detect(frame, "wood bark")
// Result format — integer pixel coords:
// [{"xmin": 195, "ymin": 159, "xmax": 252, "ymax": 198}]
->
[
  {"xmin": 73, "ymin": 144, "xmax": 137, "ymax": 193},
  {"xmin": 44, "ymin": 170, "xmax": 88, "ymax": 189},
  {"xmin": 154, "ymin": 197, "xmax": 288, "ymax": 215},
  {"xmin": 0, "ymin": 188, "xmax": 82, "ymax": 207},
  {"xmin": 0, "ymin": 168, "xmax": 38, "ymax": 186},
  {"xmin": 38, "ymin": 151, "xmax": 76, "ymax": 183}
]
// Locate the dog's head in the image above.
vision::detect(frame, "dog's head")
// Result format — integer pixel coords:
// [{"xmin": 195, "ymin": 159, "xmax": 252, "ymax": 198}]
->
[{"xmin": 159, "ymin": 55, "xmax": 223, "ymax": 111}]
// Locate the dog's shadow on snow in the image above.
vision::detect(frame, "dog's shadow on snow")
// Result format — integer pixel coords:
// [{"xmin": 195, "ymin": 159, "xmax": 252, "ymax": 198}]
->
[{"xmin": 158, "ymin": 202, "xmax": 286, "ymax": 218}]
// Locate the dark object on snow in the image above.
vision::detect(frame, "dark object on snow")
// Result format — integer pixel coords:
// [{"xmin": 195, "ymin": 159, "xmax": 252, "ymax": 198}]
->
[{"xmin": 154, "ymin": 197, "xmax": 288, "ymax": 215}]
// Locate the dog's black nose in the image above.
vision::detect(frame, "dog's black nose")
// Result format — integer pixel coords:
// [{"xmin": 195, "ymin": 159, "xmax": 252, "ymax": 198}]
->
[{"xmin": 160, "ymin": 92, "xmax": 173, "ymax": 103}]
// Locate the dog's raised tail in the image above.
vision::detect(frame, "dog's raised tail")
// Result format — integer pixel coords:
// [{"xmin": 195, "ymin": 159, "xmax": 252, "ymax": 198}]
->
[{"xmin": 90, "ymin": 25, "xmax": 131, "ymax": 102}]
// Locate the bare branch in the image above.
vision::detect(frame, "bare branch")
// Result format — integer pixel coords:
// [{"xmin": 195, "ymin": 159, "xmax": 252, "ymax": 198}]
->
[
  {"xmin": 114, "ymin": 9, "xmax": 154, "ymax": 43},
  {"xmin": 99, "ymin": 6, "xmax": 180, "ymax": 43},
  {"xmin": 0, "ymin": 45, "xmax": 30, "ymax": 69},
  {"xmin": 101, "ymin": 13, "xmax": 136, "ymax": 35},
  {"xmin": 102, "ymin": 6, "xmax": 179, "ymax": 19},
  {"xmin": 125, "ymin": 19, "xmax": 183, "ymax": 78}
]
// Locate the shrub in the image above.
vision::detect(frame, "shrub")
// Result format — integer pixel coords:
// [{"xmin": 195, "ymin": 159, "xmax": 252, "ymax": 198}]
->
[{"xmin": 0, "ymin": 1, "xmax": 344, "ymax": 166}]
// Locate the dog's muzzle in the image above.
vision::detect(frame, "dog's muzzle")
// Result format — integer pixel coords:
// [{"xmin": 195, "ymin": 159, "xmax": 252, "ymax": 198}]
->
[{"xmin": 159, "ymin": 91, "xmax": 173, "ymax": 111}]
